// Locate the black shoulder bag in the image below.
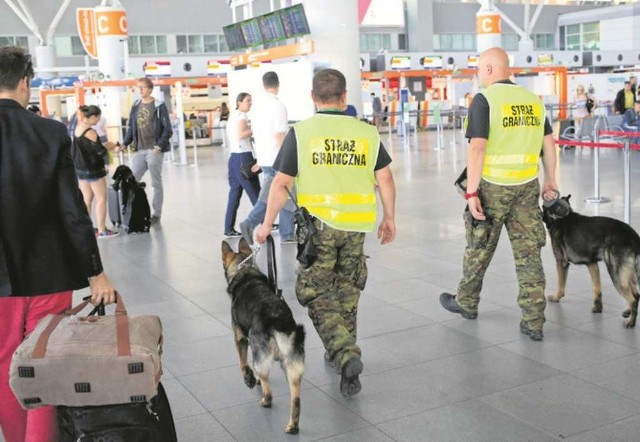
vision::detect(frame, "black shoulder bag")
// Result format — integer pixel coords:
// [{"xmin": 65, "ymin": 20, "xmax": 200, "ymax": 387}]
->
[{"xmin": 285, "ymin": 186, "xmax": 318, "ymax": 269}]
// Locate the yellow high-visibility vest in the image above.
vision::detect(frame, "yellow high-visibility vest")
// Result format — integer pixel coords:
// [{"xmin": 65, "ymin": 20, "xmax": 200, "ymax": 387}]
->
[
  {"xmin": 294, "ymin": 114, "xmax": 379, "ymax": 232},
  {"xmin": 480, "ymin": 83, "xmax": 545, "ymax": 185}
]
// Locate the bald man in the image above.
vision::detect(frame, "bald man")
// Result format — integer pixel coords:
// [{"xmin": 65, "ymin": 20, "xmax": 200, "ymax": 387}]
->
[{"xmin": 440, "ymin": 47, "xmax": 558, "ymax": 341}]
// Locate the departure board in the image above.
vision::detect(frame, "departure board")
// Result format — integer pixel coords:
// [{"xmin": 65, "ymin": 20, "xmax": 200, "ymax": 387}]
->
[
  {"xmin": 258, "ymin": 12, "xmax": 286, "ymax": 43},
  {"xmin": 223, "ymin": 23, "xmax": 246, "ymax": 51},
  {"xmin": 279, "ymin": 4, "xmax": 310, "ymax": 38},
  {"xmin": 240, "ymin": 18, "xmax": 263, "ymax": 47}
]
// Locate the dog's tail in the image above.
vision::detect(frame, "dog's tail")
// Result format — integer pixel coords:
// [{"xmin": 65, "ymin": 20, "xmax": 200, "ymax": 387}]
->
[{"xmin": 293, "ymin": 324, "xmax": 305, "ymax": 356}]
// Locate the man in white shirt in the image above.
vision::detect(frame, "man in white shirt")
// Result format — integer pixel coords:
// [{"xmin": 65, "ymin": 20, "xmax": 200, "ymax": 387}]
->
[{"xmin": 240, "ymin": 71, "xmax": 296, "ymax": 243}]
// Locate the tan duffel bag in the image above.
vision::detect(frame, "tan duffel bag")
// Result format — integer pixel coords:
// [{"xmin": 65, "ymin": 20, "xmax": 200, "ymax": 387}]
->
[{"xmin": 9, "ymin": 293, "xmax": 163, "ymax": 408}]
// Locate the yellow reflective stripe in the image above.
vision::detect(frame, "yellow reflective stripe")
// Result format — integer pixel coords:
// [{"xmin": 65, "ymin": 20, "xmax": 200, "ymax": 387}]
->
[
  {"xmin": 483, "ymin": 166, "xmax": 538, "ymax": 179},
  {"xmin": 310, "ymin": 207, "xmax": 377, "ymax": 224},
  {"xmin": 299, "ymin": 193, "xmax": 376, "ymax": 206},
  {"xmin": 484, "ymin": 154, "xmax": 539, "ymax": 165}
]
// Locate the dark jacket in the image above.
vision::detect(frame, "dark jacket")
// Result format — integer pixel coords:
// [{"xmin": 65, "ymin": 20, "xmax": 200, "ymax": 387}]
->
[
  {"xmin": 123, "ymin": 99, "xmax": 173, "ymax": 152},
  {"xmin": 0, "ymin": 99, "xmax": 103, "ymax": 297},
  {"xmin": 614, "ymin": 89, "xmax": 633, "ymax": 114}
]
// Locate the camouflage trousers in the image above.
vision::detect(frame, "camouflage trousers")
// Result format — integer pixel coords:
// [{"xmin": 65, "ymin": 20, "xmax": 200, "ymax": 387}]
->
[
  {"xmin": 295, "ymin": 220, "xmax": 368, "ymax": 369},
  {"xmin": 456, "ymin": 179, "xmax": 547, "ymax": 330}
]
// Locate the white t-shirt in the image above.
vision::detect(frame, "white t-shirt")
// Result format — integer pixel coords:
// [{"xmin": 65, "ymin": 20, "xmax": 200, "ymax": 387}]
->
[
  {"xmin": 226, "ymin": 110, "xmax": 253, "ymax": 154},
  {"xmin": 250, "ymin": 92, "xmax": 288, "ymax": 167}
]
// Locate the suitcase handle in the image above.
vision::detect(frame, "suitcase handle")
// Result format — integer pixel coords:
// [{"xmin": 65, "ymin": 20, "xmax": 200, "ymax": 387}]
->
[{"xmin": 31, "ymin": 291, "xmax": 131, "ymax": 359}]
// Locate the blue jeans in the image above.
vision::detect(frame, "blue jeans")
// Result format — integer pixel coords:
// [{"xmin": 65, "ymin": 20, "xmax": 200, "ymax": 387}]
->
[
  {"xmin": 245, "ymin": 167, "xmax": 295, "ymax": 239},
  {"xmin": 225, "ymin": 152, "xmax": 261, "ymax": 233}
]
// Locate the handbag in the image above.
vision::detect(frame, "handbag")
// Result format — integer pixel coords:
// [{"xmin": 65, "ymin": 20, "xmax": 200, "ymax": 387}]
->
[
  {"xmin": 9, "ymin": 293, "xmax": 163, "ymax": 408},
  {"xmin": 285, "ymin": 186, "xmax": 318, "ymax": 269},
  {"xmin": 240, "ymin": 157, "xmax": 261, "ymax": 180}
]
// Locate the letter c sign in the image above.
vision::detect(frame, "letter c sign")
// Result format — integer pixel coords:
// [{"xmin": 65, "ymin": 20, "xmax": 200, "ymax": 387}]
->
[
  {"xmin": 95, "ymin": 10, "xmax": 128, "ymax": 36},
  {"xmin": 476, "ymin": 14, "xmax": 500, "ymax": 35}
]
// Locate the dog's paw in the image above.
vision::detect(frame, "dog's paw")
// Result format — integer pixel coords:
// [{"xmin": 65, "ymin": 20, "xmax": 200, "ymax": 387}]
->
[
  {"xmin": 243, "ymin": 368, "xmax": 256, "ymax": 389},
  {"xmin": 625, "ymin": 319, "xmax": 636, "ymax": 328},
  {"xmin": 284, "ymin": 424, "xmax": 299, "ymax": 434},
  {"xmin": 622, "ymin": 309, "xmax": 631, "ymax": 318},
  {"xmin": 260, "ymin": 395, "xmax": 272, "ymax": 408},
  {"xmin": 592, "ymin": 302, "xmax": 603, "ymax": 313}
]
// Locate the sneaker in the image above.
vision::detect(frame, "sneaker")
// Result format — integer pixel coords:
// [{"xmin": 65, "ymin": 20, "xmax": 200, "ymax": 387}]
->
[
  {"xmin": 271, "ymin": 223, "xmax": 279, "ymax": 231},
  {"xmin": 150, "ymin": 215, "xmax": 161, "ymax": 224},
  {"xmin": 340, "ymin": 357, "xmax": 363, "ymax": 397},
  {"xmin": 281, "ymin": 237, "xmax": 297, "ymax": 244},
  {"xmin": 439, "ymin": 293, "xmax": 478, "ymax": 319},
  {"xmin": 519, "ymin": 321, "xmax": 544, "ymax": 341},
  {"xmin": 224, "ymin": 229, "xmax": 242, "ymax": 237},
  {"xmin": 97, "ymin": 229, "xmax": 119, "ymax": 239},
  {"xmin": 239, "ymin": 220, "xmax": 254, "ymax": 245}
]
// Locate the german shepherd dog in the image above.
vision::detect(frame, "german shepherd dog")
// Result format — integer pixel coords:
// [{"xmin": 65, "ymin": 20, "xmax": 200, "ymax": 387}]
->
[
  {"xmin": 542, "ymin": 195, "xmax": 640, "ymax": 328},
  {"xmin": 222, "ymin": 238, "xmax": 305, "ymax": 434}
]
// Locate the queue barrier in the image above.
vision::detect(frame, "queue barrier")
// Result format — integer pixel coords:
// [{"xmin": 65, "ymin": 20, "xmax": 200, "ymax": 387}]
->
[{"xmin": 554, "ymin": 130, "xmax": 640, "ymax": 224}]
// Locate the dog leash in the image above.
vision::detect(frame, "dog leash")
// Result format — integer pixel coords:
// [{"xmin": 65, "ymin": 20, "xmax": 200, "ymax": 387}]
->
[{"xmin": 265, "ymin": 236, "xmax": 283, "ymax": 299}]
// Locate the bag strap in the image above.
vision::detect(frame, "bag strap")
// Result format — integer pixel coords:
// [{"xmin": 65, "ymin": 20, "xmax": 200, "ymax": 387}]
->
[
  {"xmin": 284, "ymin": 185, "xmax": 298, "ymax": 210},
  {"xmin": 32, "ymin": 292, "xmax": 130, "ymax": 359},
  {"xmin": 265, "ymin": 236, "xmax": 283, "ymax": 299}
]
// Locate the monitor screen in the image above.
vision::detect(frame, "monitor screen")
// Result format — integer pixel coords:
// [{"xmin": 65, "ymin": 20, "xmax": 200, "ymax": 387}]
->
[
  {"xmin": 421, "ymin": 55, "xmax": 442, "ymax": 69},
  {"xmin": 223, "ymin": 23, "xmax": 246, "ymax": 51},
  {"xmin": 240, "ymin": 18, "xmax": 263, "ymax": 47},
  {"xmin": 390, "ymin": 55, "xmax": 411, "ymax": 70},
  {"xmin": 279, "ymin": 4, "xmax": 311, "ymax": 38},
  {"xmin": 258, "ymin": 12, "xmax": 286, "ymax": 43}
]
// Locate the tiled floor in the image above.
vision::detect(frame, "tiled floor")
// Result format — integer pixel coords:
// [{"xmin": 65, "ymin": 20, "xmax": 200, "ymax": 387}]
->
[{"xmin": 75, "ymin": 129, "xmax": 640, "ymax": 441}]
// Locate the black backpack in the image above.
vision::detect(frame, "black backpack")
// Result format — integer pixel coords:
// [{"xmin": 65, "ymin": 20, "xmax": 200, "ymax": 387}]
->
[{"xmin": 112, "ymin": 165, "xmax": 151, "ymax": 234}]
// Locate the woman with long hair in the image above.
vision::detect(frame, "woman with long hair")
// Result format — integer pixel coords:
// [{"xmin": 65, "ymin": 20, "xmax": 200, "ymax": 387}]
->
[
  {"xmin": 73, "ymin": 105, "xmax": 119, "ymax": 238},
  {"xmin": 224, "ymin": 93, "xmax": 261, "ymax": 237}
]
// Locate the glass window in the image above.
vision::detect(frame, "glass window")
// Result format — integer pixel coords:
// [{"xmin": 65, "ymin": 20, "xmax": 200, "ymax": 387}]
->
[
  {"xmin": 582, "ymin": 22, "xmax": 599, "ymax": 50},
  {"xmin": 156, "ymin": 35, "xmax": 167, "ymax": 54},
  {"xmin": 188, "ymin": 35, "xmax": 203, "ymax": 53},
  {"xmin": 219, "ymin": 35, "xmax": 229, "ymax": 52},
  {"xmin": 140, "ymin": 35, "xmax": 156, "ymax": 54},
  {"xmin": 14, "ymin": 36, "xmax": 28, "ymax": 49},
  {"xmin": 128, "ymin": 36, "xmax": 140, "ymax": 55},
  {"xmin": 176, "ymin": 35, "xmax": 187, "ymax": 54},
  {"xmin": 0, "ymin": 36, "xmax": 15, "ymax": 47},
  {"xmin": 534, "ymin": 33, "xmax": 555, "ymax": 50},
  {"xmin": 566, "ymin": 34, "xmax": 581, "ymax": 51},
  {"xmin": 70, "ymin": 36, "xmax": 85, "ymax": 56},
  {"xmin": 204, "ymin": 34, "xmax": 218, "ymax": 53},
  {"xmin": 398, "ymin": 34, "xmax": 406, "ymax": 50}
]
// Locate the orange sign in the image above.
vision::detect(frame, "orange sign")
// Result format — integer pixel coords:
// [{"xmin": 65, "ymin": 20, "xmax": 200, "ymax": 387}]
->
[
  {"xmin": 76, "ymin": 8, "xmax": 97, "ymax": 59},
  {"xmin": 476, "ymin": 14, "xmax": 501, "ymax": 35},
  {"xmin": 95, "ymin": 9, "xmax": 127, "ymax": 37},
  {"xmin": 230, "ymin": 41, "xmax": 314, "ymax": 66}
]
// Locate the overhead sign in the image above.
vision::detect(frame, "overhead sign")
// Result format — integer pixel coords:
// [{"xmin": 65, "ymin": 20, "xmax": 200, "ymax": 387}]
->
[
  {"xmin": 143, "ymin": 61, "xmax": 171, "ymax": 77},
  {"xmin": 389, "ymin": 55, "xmax": 411, "ymax": 70},
  {"xmin": 207, "ymin": 60, "xmax": 230, "ymax": 76},
  {"xmin": 95, "ymin": 9, "xmax": 127, "ymax": 37},
  {"xmin": 421, "ymin": 55, "xmax": 443, "ymax": 69},
  {"xmin": 76, "ymin": 8, "xmax": 97, "ymax": 59},
  {"xmin": 230, "ymin": 41, "xmax": 314, "ymax": 66}
]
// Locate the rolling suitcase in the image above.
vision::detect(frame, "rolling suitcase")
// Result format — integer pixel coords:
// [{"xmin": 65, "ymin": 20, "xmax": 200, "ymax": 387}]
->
[
  {"xmin": 108, "ymin": 185, "xmax": 123, "ymax": 227},
  {"xmin": 57, "ymin": 381, "xmax": 177, "ymax": 442}
]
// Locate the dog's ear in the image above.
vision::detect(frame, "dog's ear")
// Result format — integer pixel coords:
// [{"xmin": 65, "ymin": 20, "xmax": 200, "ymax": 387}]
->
[
  {"xmin": 566, "ymin": 194, "xmax": 572, "ymax": 202},
  {"xmin": 222, "ymin": 241, "xmax": 235, "ymax": 268},
  {"xmin": 238, "ymin": 237, "xmax": 252, "ymax": 256}
]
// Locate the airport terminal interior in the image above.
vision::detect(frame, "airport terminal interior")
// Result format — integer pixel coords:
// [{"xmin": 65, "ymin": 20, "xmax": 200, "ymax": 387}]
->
[
  {"xmin": 68, "ymin": 130, "xmax": 640, "ymax": 441},
  {"xmin": 5, "ymin": 0, "xmax": 640, "ymax": 440}
]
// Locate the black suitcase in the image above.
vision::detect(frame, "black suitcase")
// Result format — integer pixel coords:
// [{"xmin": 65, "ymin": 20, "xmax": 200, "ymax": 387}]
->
[
  {"xmin": 57, "ymin": 382, "xmax": 177, "ymax": 442},
  {"xmin": 121, "ymin": 183, "xmax": 151, "ymax": 234},
  {"xmin": 108, "ymin": 185, "xmax": 123, "ymax": 227}
]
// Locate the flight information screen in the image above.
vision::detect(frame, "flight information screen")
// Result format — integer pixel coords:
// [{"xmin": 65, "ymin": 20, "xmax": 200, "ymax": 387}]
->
[
  {"xmin": 258, "ymin": 12, "xmax": 286, "ymax": 43},
  {"xmin": 240, "ymin": 18, "xmax": 264, "ymax": 47},
  {"xmin": 223, "ymin": 23, "xmax": 246, "ymax": 51},
  {"xmin": 280, "ymin": 4, "xmax": 310, "ymax": 38}
]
